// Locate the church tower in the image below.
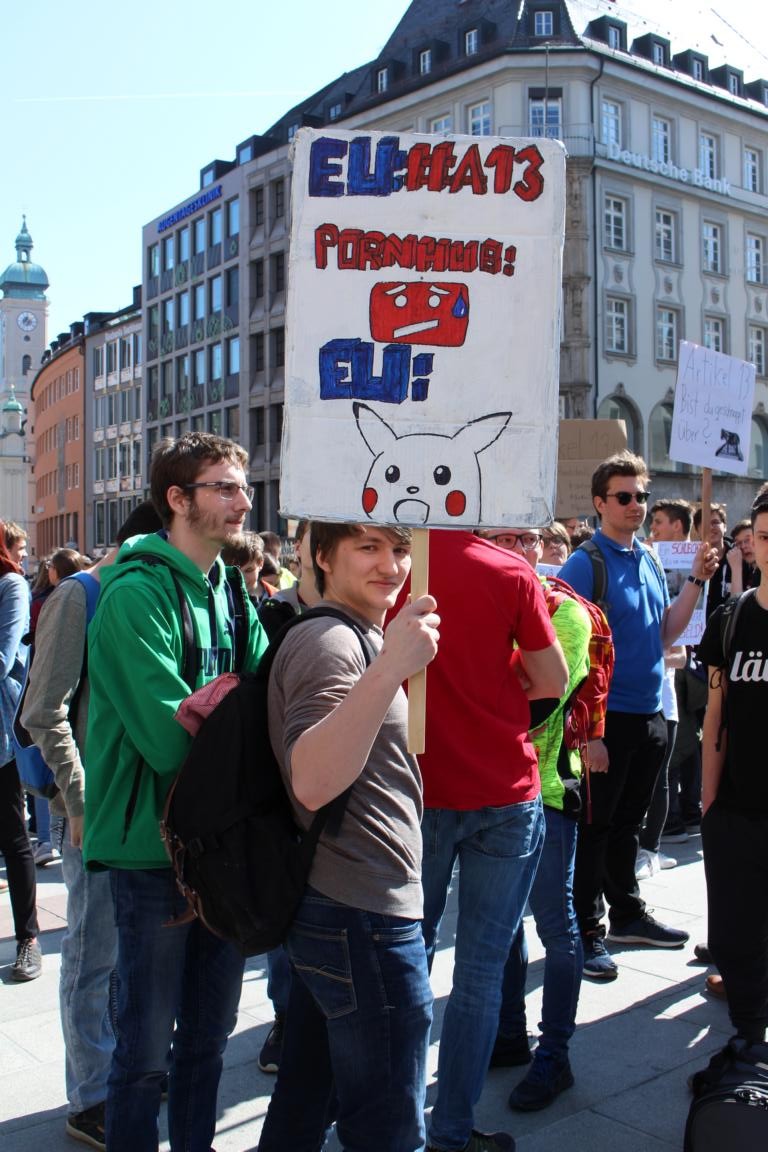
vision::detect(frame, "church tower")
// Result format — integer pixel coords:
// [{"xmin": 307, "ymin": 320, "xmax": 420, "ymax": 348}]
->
[{"xmin": 0, "ymin": 217, "xmax": 49, "ymax": 546}]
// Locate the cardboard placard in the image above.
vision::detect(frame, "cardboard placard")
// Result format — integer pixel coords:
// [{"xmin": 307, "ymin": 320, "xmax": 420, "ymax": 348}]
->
[
  {"xmin": 670, "ymin": 342, "xmax": 755, "ymax": 476},
  {"xmin": 555, "ymin": 419, "xmax": 627, "ymax": 519}
]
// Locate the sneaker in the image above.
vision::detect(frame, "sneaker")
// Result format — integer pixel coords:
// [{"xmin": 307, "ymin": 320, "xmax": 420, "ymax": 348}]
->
[
  {"xmin": 65, "ymin": 1102, "xmax": 106, "ymax": 1149},
  {"xmin": 693, "ymin": 942, "xmax": 713, "ymax": 964},
  {"xmin": 258, "ymin": 1016, "xmax": 284, "ymax": 1073},
  {"xmin": 656, "ymin": 851, "xmax": 677, "ymax": 870},
  {"xmin": 428, "ymin": 1132, "xmax": 515, "ymax": 1152},
  {"xmin": 10, "ymin": 937, "xmax": 42, "ymax": 981},
  {"xmin": 582, "ymin": 933, "xmax": 618, "ymax": 980},
  {"xmin": 635, "ymin": 848, "xmax": 655, "ymax": 879},
  {"xmin": 508, "ymin": 1051, "xmax": 574, "ymax": 1112},
  {"xmin": 34, "ymin": 841, "xmax": 57, "ymax": 867},
  {"xmin": 489, "ymin": 1031, "xmax": 534, "ymax": 1068},
  {"xmin": 661, "ymin": 826, "xmax": 689, "ymax": 844},
  {"xmin": 607, "ymin": 913, "xmax": 689, "ymax": 948},
  {"xmin": 684, "ymin": 820, "xmax": 701, "ymax": 835}
]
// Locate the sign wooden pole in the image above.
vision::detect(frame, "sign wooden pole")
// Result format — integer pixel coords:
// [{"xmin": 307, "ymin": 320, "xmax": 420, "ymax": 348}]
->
[
  {"xmin": 407, "ymin": 528, "xmax": 429, "ymax": 755},
  {"xmin": 700, "ymin": 467, "xmax": 713, "ymax": 544}
]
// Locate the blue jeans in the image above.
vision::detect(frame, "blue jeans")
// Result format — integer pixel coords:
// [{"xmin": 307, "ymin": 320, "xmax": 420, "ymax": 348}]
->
[
  {"xmin": 499, "ymin": 805, "xmax": 583, "ymax": 1060},
  {"xmin": 258, "ymin": 889, "xmax": 433, "ymax": 1152},
  {"xmin": 266, "ymin": 945, "xmax": 291, "ymax": 1017},
  {"xmin": 34, "ymin": 794, "xmax": 51, "ymax": 844},
  {"xmin": 107, "ymin": 867, "xmax": 244, "ymax": 1152},
  {"xmin": 421, "ymin": 797, "xmax": 544, "ymax": 1151},
  {"xmin": 61, "ymin": 831, "xmax": 117, "ymax": 1112}
]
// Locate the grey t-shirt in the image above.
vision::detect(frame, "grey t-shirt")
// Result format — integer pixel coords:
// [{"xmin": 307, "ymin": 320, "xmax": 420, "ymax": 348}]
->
[{"xmin": 267, "ymin": 601, "xmax": 423, "ymax": 918}]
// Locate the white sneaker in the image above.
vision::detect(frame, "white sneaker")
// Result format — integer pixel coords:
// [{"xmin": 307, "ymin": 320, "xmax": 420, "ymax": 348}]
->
[
  {"xmin": 656, "ymin": 850, "xmax": 677, "ymax": 870},
  {"xmin": 34, "ymin": 842, "xmax": 58, "ymax": 867},
  {"xmin": 635, "ymin": 848, "xmax": 654, "ymax": 879}
]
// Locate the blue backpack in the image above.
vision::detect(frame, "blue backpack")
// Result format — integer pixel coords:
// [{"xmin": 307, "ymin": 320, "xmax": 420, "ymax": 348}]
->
[{"xmin": 13, "ymin": 572, "xmax": 100, "ymax": 799}]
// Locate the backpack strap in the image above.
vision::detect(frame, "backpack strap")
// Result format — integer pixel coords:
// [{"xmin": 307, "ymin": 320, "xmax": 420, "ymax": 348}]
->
[
  {"xmin": 223, "ymin": 568, "xmax": 250, "ymax": 673},
  {"xmin": 714, "ymin": 588, "xmax": 757, "ymax": 753},
  {"xmin": 578, "ymin": 538, "xmax": 608, "ymax": 609}
]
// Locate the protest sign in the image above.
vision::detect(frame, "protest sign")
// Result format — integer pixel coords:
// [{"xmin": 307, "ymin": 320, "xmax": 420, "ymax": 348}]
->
[
  {"xmin": 670, "ymin": 341, "xmax": 755, "ymax": 476},
  {"xmin": 556, "ymin": 419, "xmax": 627, "ymax": 518},
  {"xmin": 652, "ymin": 540, "xmax": 701, "ymax": 571},
  {"xmin": 281, "ymin": 128, "xmax": 567, "ymax": 528}
]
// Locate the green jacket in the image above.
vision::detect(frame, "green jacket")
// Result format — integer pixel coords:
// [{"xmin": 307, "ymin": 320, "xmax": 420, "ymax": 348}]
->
[{"xmin": 83, "ymin": 532, "xmax": 268, "ymax": 870}]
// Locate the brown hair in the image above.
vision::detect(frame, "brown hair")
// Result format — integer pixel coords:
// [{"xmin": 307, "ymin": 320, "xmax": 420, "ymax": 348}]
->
[
  {"xmin": 751, "ymin": 483, "xmax": 768, "ymax": 527},
  {"xmin": 591, "ymin": 451, "xmax": 648, "ymax": 503},
  {"xmin": 49, "ymin": 548, "xmax": 84, "ymax": 581},
  {"xmin": 221, "ymin": 531, "xmax": 264, "ymax": 568},
  {"xmin": 693, "ymin": 503, "xmax": 727, "ymax": 532},
  {"xmin": 0, "ymin": 520, "xmax": 23, "ymax": 577},
  {"xmin": 3, "ymin": 521, "xmax": 26, "ymax": 551},
  {"xmin": 649, "ymin": 499, "xmax": 693, "ymax": 537},
  {"xmin": 310, "ymin": 522, "xmax": 412, "ymax": 596},
  {"xmin": 150, "ymin": 433, "xmax": 248, "ymax": 527}
]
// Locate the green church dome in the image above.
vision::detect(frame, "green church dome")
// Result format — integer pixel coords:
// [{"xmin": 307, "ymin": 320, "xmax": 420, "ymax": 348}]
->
[{"xmin": 0, "ymin": 217, "xmax": 49, "ymax": 299}]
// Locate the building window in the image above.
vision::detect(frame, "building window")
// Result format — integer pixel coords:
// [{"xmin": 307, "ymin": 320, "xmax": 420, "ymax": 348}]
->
[
  {"xmin": 272, "ymin": 252, "xmax": 286, "ymax": 293},
  {"xmin": 178, "ymin": 227, "xmax": 190, "ymax": 262},
  {"xmin": 431, "ymin": 114, "xmax": 452, "ymax": 133},
  {"xmin": 163, "ymin": 299, "xmax": 174, "ymax": 334},
  {"xmin": 271, "ymin": 327, "xmax": 285, "ymax": 368},
  {"xmin": 238, "ymin": 143, "xmax": 253, "ymax": 164},
  {"xmin": 750, "ymin": 417, "xmax": 768, "ymax": 475},
  {"xmin": 253, "ymin": 332, "xmax": 265, "ymax": 372},
  {"xmin": 656, "ymin": 307, "xmax": 679, "ymax": 361},
  {"xmin": 329, "ymin": 102, "xmax": 342, "ymax": 121},
  {"xmin": 210, "ymin": 343, "xmax": 222, "ymax": 382},
  {"xmin": 148, "ymin": 244, "xmax": 160, "ymax": 278},
  {"xmin": 693, "ymin": 58, "xmax": 704, "ymax": 82},
  {"xmin": 210, "ymin": 275, "xmax": 222, "ymax": 313},
  {"xmin": 749, "ymin": 325, "xmax": 766, "ymax": 375},
  {"xmin": 534, "ymin": 11, "xmax": 553, "ymax": 36},
  {"xmin": 194, "ymin": 217, "xmax": 206, "ymax": 255},
  {"xmin": 287, "ymin": 124, "xmax": 298, "ymax": 141},
  {"xmin": 227, "ymin": 198, "xmax": 239, "ymax": 237},
  {"xmin": 604, "ymin": 195, "xmax": 627, "ymax": 250},
  {"xmin": 601, "ymin": 99, "xmax": 622, "ymax": 148},
  {"xmin": 529, "ymin": 96, "xmax": 561, "ymax": 139},
  {"xmin": 649, "ymin": 402, "xmax": 680, "ymax": 471},
  {"xmin": 193, "ymin": 348, "xmax": 206, "ymax": 387},
  {"xmin": 107, "ymin": 341, "xmax": 118, "ymax": 374},
  {"xmin": 468, "ymin": 100, "xmax": 491, "ymax": 136},
  {"xmin": 419, "ymin": 48, "xmax": 432, "ymax": 75},
  {"xmin": 703, "ymin": 316, "xmax": 725, "ymax": 352},
  {"xmin": 728, "ymin": 73, "xmax": 740, "ymax": 96},
  {"xmin": 744, "ymin": 147, "xmax": 761, "ymax": 193},
  {"xmin": 747, "ymin": 234, "xmax": 764, "ymax": 284},
  {"xmin": 606, "ymin": 297, "xmax": 630, "ymax": 354},
  {"xmin": 272, "ymin": 179, "xmax": 285, "ymax": 219},
  {"xmin": 655, "ymin": 209, "xmax": 677, "ymax": 263},
  {"xmin": 253, "ymin": 187, "xmax": 265, "ymax": 227},
  {"xmin": 178, "ymin": 291, "xmax": 190, "ymax": 327},
  {"xmin": 228, "ymin": 336, "xmax": 240, "ymax": 375},
  {"xmin": 210, "ymin": 208, "xmax": 222, "ymax": 246},
  {"xmin": 699, "ymin": 132, "xmax": 718, "ymax": 179},
  {"xmin": 607, "ymin": 26, "xmax": 621, "ymax": 50},
  {"xmin": 651, "ymin": 116, "xmax": 671, "ymax": 164},
  {"xmin": 702, "ymin": 221, "xmax": 723, "ymax": 273},
  {"xmin": 465, "ymin": 28, "xmax": 478, "ymax": 56},
  {"xmin": 193, "ymin": 283, "xmax": 205, "ymax": 321},
  {"xmin": 163, "ymin": 237, "xmax": 174, "ymax": 272},
  {"xmin": 652, "ymin": 43, "xmax": 665, "ymax": 66},
  {"xmin": 226, "ymin": 266, "xmax": 239, "ymax": 308},
  {"xmin": 93, "ymin": 346, "xmax": 104, "ymax": 377},
  {"xmin": 598, "ymin": 395, "xmax": 639, "ymax": 449},
  {"xmin": 377, "ymin": 67, "xmax": 388, "ymax": 93}
]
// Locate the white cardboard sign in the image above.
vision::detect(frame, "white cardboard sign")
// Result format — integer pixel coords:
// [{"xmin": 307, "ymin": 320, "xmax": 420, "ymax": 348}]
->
[
  {"xmin": 652, "ymin": 540, "xmax": 701, "ymax": 570},
  {"xmin": 670, "ymin": 341, "xmax": 755, "ymax": 476},
  {"xmin": 281, "ymin": 128, "xmax": 566, "ymax": 527}
]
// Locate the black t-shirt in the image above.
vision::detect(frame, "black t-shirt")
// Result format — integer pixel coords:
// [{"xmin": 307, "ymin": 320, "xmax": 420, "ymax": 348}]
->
[{"xmin": 699, "ymin": 592, "xmax": 768, "ymax": 814}]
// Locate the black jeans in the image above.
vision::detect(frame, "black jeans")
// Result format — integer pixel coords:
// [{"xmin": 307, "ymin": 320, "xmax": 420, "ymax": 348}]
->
[
  {"xmin": 0, "ymin": 758, "xmax": 39, "ymax": 941},
  {"xmin": 574, "ymin": 710, "xmax": 667, "ymax": 935},
  {"xmin": 640, "ymin": 719, "xmax": 678, "ymax": 853},
  {"xmin": 703, "ymin": 801, "xmax": 768, "ymax": 1041}
]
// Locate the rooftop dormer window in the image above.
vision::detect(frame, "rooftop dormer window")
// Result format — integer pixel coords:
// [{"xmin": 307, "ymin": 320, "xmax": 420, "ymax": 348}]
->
[
  {"xmin": 608, "ymin": 25, "xmax": 620, "ymax": 50},
  {"xmin": 534, "ymin": 10, "xmax": 553, "ymax": 37},
  {"xmin": 420, "ymin": 48, "xmax": 432, "ymax": 75},
  {"xmin": 377, "ymin": 67, "xmax": 388, "ymax": 93},
  {"xmin": 465, "ymin": 28, "xmax": 478, "ymax": 56}
]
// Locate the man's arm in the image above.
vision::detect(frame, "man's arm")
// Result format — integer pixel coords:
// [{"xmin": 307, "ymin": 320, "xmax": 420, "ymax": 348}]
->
[
  {"xmin": 661, "ymin": 542, "xmax": 718, "ymax": 646},
  {"xmin": 701, "ymin": 672, "xmax": 726, "ymax": 815},
  {"xmin": 22, "ymin": 583, "xmax": 89, "ymax": 834},
  {"xmin": 289, "ymin": 596, "xmax": 439, "ymax": 811},
  {"xmin": 517, "ymin": 639, "xmax": 568, "ymax": 701}
]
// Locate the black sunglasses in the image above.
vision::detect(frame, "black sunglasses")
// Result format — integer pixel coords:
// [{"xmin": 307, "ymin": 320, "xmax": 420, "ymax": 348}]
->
[{"xmin": 605, "ymin": 490, "xmax": 650, "ymax": 506}]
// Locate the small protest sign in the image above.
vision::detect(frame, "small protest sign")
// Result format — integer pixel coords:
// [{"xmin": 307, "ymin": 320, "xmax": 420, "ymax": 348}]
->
[
  {"xmin": 556, "ymin": 419, "xmax": 628, "ymax": 518},
  {"xmin": 281, "ymin": 128, "xmax": 567, "ymax": 527},
  {"xmin": 652, "ymin": 540, "xmax": 701, "ymax": 571},
  {"xmin": 670, "ymin": 341, "xmax": 755, "ymax": 476}
]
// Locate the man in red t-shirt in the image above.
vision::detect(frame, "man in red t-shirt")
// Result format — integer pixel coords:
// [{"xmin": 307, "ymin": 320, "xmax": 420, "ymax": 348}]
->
[{"xmin": 421, "ymin": 530, "xmax": 567, "ymax": 1152}]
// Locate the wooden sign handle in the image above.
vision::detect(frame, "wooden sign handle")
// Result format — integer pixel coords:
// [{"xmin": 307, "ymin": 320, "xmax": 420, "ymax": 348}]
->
[
  {"xmin": 407, "ymin": 528, "xmax": 429, "ymax": 755},
  {"xmin": 700, "ymin": 467, "xmax": 712, "ymax": 544}
]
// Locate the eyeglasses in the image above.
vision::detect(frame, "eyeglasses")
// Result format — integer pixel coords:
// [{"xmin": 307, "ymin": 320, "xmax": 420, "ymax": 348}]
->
[
  {"xmin": 541, "ymin": 534, "xmax": 567, "ymax": 547},
  {"xmin": 183, "ymin": 481, "xmax": 254, "ymax": 503},
  {"xmin": 489, "ymin": 532, "xmax": 541, "ymax": 551},
  {"xmin": 605, "ymin": 490, "xmax": 650, "ymax": 506}
]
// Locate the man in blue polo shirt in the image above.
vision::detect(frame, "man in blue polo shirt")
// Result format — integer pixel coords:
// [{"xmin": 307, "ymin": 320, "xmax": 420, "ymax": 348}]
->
[{"xmin": 560, "ymin": 452, "xmax": 718, "ymax": 979}]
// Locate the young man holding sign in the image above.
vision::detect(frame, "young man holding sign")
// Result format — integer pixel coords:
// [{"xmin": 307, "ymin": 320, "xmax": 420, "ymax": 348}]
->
[
  {"xmin": 560, "ymin": 452, "xmax": 718, "ymax": 979},
  {"xmin": 258, "ymin": 522, "xmax": 440, "ymax": 1152}
]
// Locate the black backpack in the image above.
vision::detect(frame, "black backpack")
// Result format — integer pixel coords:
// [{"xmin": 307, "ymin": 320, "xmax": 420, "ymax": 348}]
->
[
  {"xmin": 160, "ymin": 606, "xmax": 374, "ymax": 957},
  {"xmin": 685, "ymin": 1038, "xmax": 768, "ymax": 1151}
]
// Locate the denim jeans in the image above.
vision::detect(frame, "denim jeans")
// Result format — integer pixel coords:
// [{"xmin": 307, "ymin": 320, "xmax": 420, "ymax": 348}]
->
[
  {"xmin": 266, "ymin": 945, "xmax": 291, "ymax": 1017},
  {"xmin": 498, "ymin": 805, "xmax": 582, "ymax": 1059},
  {"xmin": 61, "ymin": 831, "xmax": 117, "ymax": 1112},
  {"xmin": 421, "ymin": 797, "xmax": 544, "ymax": 1151},
  {"xmin": 258, "ymin": 888, "xmax": 433, "ymax": 1152},
  {"xmin": 107, "ymin": 867, "xmax": 244, "ymax": 1152}
]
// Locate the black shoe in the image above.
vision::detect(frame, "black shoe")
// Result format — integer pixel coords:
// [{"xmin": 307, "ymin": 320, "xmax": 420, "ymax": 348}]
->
[
  {"xmin": 582, "ymin": 932, "xmax": 618, "ymax": 979},
  {"xmin": 10, "ymin": 937, "xmax": 42, "ymax": 981},
  {"xmin": 508, "ymin": 1052, "xmax": 574, "ymax": 1112},
  {"xmin": 606, "ymin": 913, "xmax": 689, "ymax": 948},
  {"xmin": 65, "ymin": 1102, "xmax": 106, "ymax": 1149},
  {"xmin": 258, "ymin": 1016, "xmax": 284, "ymax": 1073},
  {"xmin": 489, "ymin": 1032, "xmax": 534, "ymax": 1068},
  {"xmin": 693, "ymin": 942, "xmax": 713, "ymax": 964}
]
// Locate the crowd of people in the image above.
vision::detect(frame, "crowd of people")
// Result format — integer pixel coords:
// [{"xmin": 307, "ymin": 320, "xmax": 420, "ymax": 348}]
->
[{"xmin": 1, "ymin": 435, "xmax": 766, "ymax": 1152}]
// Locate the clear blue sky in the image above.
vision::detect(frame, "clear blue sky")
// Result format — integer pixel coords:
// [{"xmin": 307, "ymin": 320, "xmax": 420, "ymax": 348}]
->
[{"xmin": 2, "ymin": 0, "xmax": 411, "ymax": 339}]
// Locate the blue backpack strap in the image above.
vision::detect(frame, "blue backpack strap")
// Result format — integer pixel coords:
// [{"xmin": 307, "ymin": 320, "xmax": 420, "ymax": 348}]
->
[{"xmin": 67, "ymin": 570, "xmax": 101, "ymax": 623}]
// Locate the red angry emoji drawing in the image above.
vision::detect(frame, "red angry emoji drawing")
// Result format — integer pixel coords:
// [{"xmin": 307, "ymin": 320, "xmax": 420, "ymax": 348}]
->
[{"xmin": 369, "ymin": 281, "xmax": 470, "ymax": 346}]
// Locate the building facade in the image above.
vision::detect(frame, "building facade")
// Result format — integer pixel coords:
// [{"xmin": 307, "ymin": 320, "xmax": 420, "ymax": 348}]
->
[
  {"xmin": 84, "ymin": 292, "xmax": 144, "ymax": 555},
  {"xmin": 0, "ymin": 218, "xmax": 49, "ymax": 549},
  {"xmin": 30, "ymin": 328, "xmax": 86, "ymax": 556},
  {"xmin": 142, "ymin": 1, "xmax": 768, "ymax": 523}
]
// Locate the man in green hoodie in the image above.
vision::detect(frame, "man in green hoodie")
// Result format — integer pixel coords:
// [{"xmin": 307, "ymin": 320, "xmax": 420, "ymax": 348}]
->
[{"xmin": 83, "ymin": 432, "xmax": 268, "ymax": 1152}]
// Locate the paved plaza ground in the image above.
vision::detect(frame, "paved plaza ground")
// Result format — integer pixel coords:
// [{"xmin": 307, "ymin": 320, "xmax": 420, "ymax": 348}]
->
[{"xmin": 1, "ymin": 833, "xmax": 726, "ymax": 1151}]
